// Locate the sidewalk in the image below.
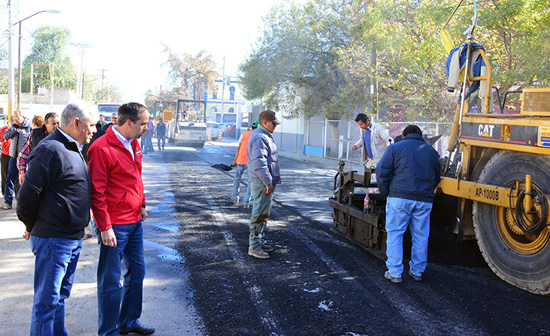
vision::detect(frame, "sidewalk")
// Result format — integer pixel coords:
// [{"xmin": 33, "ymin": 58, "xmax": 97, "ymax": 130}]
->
[
  {"xmin": 0, "ymin": 158, "xmax": 205, "ymax": 335},
  {"xmin": 0, "ymin": 205, "xmax": 99, "ymax": 335}
]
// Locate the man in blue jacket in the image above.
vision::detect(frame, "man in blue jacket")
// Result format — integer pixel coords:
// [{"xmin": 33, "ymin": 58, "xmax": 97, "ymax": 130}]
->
[
  {"xmin": 17, "ymin": 103, "xmax": 97, "ymax": 335},
  {"xmin": 247, "ymin": 110, "xmax": 281, "ymax": 259},
  {"xmin": 376, "ymin": 125, "xmax": 441, "ymax": 283}
]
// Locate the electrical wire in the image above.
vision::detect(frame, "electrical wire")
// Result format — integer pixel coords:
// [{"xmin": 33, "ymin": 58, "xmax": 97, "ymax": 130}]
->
[{"xmin": 509, "ymin": 182, "xmax": 549, "ymax": 235}]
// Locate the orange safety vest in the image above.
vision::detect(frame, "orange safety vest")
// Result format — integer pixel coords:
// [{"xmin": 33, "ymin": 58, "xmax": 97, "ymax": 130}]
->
[{"xmin": 236, "ymin": 130, "xmax": 253, "ymax": 165}]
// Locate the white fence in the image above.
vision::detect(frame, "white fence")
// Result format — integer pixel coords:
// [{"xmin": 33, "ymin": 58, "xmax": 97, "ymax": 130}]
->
[{"xmin": 304, "ymin": 119, "xmax": 453, "ymax": 170}]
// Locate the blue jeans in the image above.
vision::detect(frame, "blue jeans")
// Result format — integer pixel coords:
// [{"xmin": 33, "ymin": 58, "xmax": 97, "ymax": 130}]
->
[
  {"xmin": 249, "ymin": 183, "xmax": 274, "ymax": 251},
  {"xmin": 141, "ymin": 134, "xmax": 153, "ymax": 153},
  {"xmin": 231, "ymin": 164, "xmax": 251, "ymax": 205},
  {"xmin": 157, "ymin": 135, "xmax": 166, "ymax": 150},
  {"xmin": 385, "ymin": 197, "xmax": 432, "ymax": 277},
  {"xmin": 4, "ymin": 157, "xmax": 17, "ymax": 205},
  {"xmin": 30, "ymin": 236, "xmax": 83, "ymax": 336},
  {"xmin": 97, "ymin": 221, "xmax": 145, "ymax": 336}
]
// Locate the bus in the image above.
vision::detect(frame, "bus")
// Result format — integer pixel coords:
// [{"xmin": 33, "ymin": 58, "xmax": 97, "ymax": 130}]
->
[{"xmin": 98, "ymin": 103, "xmax": 121, "ymax": 122}]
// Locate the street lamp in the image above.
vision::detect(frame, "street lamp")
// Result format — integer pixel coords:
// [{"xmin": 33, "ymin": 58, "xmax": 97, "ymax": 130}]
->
[{"xmin": 9, "ymin": 9, "xmax": 60, "ymax": 115}]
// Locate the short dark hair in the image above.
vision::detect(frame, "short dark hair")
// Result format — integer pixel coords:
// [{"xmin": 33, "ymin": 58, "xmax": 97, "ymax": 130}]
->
[
  {"xmin": 403, "ymin": 124, "xmax": 422, "ymax": 137},
  {"xmin": 117, "ymin": 102, "xmax": 147, "ymax": 126},
  {"xmin": 354, "ymin": 113, "xmax": 369, "ymax": 123},
  {"xmin": 44, "ymin": 112, "xmax": 58, "ymax": 123}
]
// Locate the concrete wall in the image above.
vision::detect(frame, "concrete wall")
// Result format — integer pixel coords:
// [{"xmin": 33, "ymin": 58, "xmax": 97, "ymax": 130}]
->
[
  {"xmin": 270, "ymin": 109, "xmax": 305, "ymax": 154},
  {"xmin": 0, "ymin": 87, "xmax": 98, "ymax": 119}
]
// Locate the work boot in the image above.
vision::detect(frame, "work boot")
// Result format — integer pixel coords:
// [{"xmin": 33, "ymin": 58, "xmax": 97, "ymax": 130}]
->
[
  {"xmin": 261, "ymin": 243, "xmax": 274, "ymax": 252},
  {"xmin": 384, "ymin": 271, "xmax": 402, "ymax": 284},
  {"xmin": 248, "ymin": 249, "xmax": 270, "ymax": 259},
  {"xmin": 408, "ymin": 270, "xmax": 422, "ymax": 282}
]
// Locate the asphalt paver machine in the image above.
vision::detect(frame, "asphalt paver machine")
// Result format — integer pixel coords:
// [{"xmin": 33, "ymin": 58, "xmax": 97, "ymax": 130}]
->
[{"xmin": 330, "ymin": 0, "xmax": 550, "ymax": 295}]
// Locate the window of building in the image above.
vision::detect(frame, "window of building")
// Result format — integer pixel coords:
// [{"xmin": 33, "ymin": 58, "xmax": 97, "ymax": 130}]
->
[
  {"xmin": 228, "ymin": 107, "xmax": 234, "ymax": 113},
  {"xmin": 229, "ymin": 86, "xmax": 235, "ymax": 100}
]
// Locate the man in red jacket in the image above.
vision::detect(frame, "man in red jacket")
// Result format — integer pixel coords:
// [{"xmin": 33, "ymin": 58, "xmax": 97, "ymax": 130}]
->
[
  {"xmin": 0, "ymin": 122, "xmax": 12, "ymax": 195},
  {"xmin": 88, "ymin": 102, "xmax": 155, "ymax": 336}
]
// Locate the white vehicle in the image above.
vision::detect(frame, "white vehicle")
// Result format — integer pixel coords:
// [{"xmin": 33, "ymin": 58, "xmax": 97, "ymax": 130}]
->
[
  {"xmin": 98, "ymin": 103, "xmax": 121, "ymax": 122},
  {"xmin": 167, "ymin": 99, "xmax": 208, "ymax": 147}
]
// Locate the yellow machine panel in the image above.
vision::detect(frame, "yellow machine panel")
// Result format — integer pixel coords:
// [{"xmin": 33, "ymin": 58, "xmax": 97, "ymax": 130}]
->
[
  {"xmin": 521, "ymin": 88, "xmax": 550, "ymax": 116},
  {"xmin": 163, "ymin": 110, "xmax": 173, "ymax": 122}
]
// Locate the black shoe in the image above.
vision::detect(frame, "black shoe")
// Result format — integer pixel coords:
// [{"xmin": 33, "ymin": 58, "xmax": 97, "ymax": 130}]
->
[{"xmin": 120, "ymin": 324, "xmax": 155, "ymax": 335}]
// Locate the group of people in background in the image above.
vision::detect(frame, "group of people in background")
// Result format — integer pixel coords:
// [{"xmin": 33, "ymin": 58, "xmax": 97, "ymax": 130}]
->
[{"xmin": 6, "ymin": 103, "xmax": 155, "ymax": 336}]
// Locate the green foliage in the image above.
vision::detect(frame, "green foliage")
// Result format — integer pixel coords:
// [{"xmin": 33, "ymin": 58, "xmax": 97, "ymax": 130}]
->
[
  {"xmin": 82, "ymin": 73, "xmax": 122, "ymax": 105},
  {"xmin": 163, "ymin": 45, "xmax": 218, "ymax": 101},
  {"xmin": 0, "ymin": 73, "xmax": 8, "ymax": 95},
  {"xmin": 0, "ymin": 48, "xmax": 9, "ymax": 94},
  {"xmin": 21, "ymin": 26, "xmax": 77, "ymax": 93},
  {"xmin": 240, "ymin": 0, "xmax": 368, "ymax": 120},
  {"xmin": 144, "ymin": 88, "xmax": 180, "ymax": 115},
  {"xmin": 240, "ymin": 0, "xmax": 550, "ymax": 122},
  {"xmin": 477, "ymin": 0, "xmax": 550, "ymax": 89}
]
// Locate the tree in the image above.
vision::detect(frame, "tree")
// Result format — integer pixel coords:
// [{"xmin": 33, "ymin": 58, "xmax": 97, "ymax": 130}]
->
[
  {"xmin": 240, "ymin": 0, "xmax": 550, "ymax": 123},
  {"xmin": 21, "ymin": 26, "xmax": 77, "ymax": 93},
  {"xmin": 476, "ymin": 0, "xmax": 550, "ymax": 90},
  {"xmin": 82, "ymin": 73, "xmax": 122, "ymax": 104},
  {"xmin": 360, "ymin": 0, "xmax": 550, "ymax": 120},
  {"xmin": 240, "ymin": 0, "xmax": 369, "ymax": 121},
  {"xmin": 163, "ymin": 45, "xmax": 218, "ymax": 101},
  {"xmin": 240, "ymin": 0, "xmax": 378, "ymax": 155},
  {"xmin": 0, "ymin": 48, "xmax": 8, "ymax": 94},
  {"xmin": 144, "ymin": 88, "xmax": 180, "ymax": 117}
]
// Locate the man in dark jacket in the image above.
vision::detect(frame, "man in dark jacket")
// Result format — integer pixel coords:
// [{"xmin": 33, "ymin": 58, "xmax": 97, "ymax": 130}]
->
[
  {"xmin": 17, "ymin": 103, "xmax": 97, "ymax": 335},
  {"xmin": 1, "ymin": 110, "xmax": 32, "ymax": 209},
  {"xmin": 247, "ymin": 110, "xmax": 281, "ymax": 259},
  {"xmin": 376, "ymin": 125, "xmax": 441, "ymax": 283}
]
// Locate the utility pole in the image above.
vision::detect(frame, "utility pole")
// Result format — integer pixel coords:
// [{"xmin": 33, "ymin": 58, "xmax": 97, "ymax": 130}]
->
[
  {"xmin": 98, "ymin": 68, "xmax": 108, "ymax": 87},
  {"xmin": 369, "ymin": 44, "xmax": 378, "ymax": 119},
  {"xmin": 220, "ymin": 56, "xmax": 226, "ymax": 124},
  {"xmin": 7, "ymin": 0, "xmax": 14, "ymax": 120},
  {"xmin": 98, "ymin": 68, "xmax": 108, "ymax": 102},
  {"xmin": 71, "ymin": 43, "xmax": 91, "ymax": 100}
]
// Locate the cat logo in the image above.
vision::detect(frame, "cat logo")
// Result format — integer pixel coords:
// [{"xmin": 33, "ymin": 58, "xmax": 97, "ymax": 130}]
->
[{"xmin": 478, "ymin": 124, "xmax": 495, "ymax": 137}]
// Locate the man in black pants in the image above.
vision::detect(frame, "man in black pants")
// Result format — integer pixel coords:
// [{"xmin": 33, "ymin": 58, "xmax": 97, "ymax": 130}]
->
[
  {"xmin": 1, "ymin": 110, "xmax": 32, "ymax": 210},
  {"xmin": 0, "ymin": 120, "xmax": 12, "ymax": 195}
]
